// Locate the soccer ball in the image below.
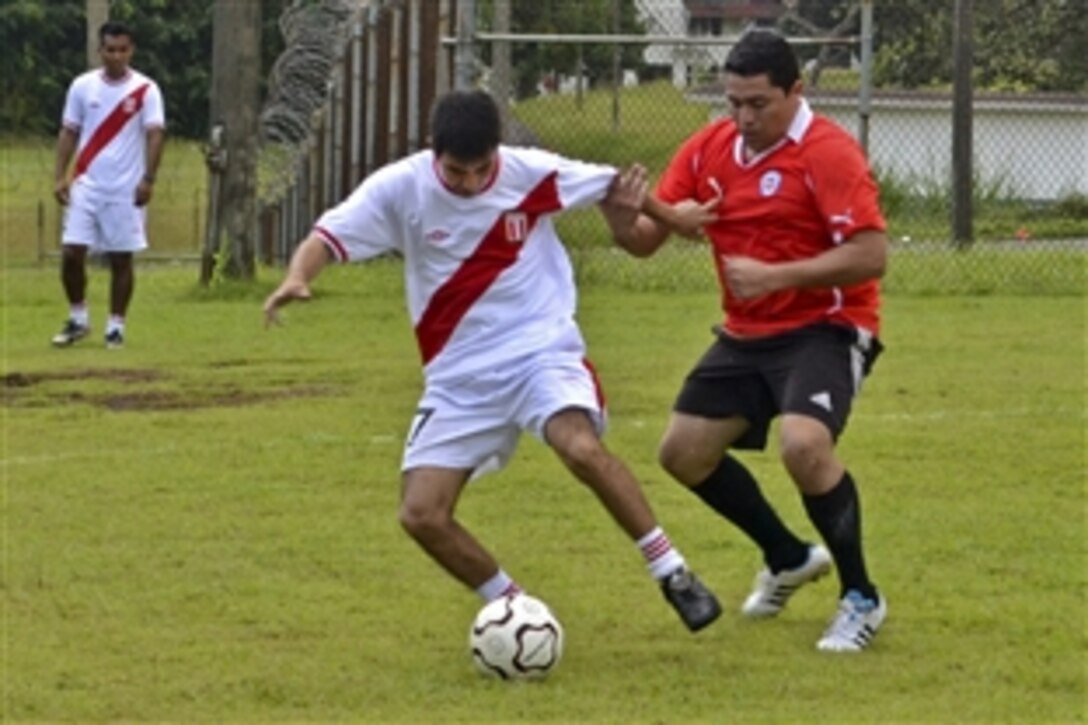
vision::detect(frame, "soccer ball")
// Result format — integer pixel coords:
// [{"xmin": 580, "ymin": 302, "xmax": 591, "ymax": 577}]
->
[{"xmin": 469, "ymin": 593, "xmax": 564, "ymax": 680}]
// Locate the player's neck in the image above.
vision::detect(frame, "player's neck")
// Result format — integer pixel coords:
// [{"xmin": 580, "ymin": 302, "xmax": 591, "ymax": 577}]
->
[{"xmin": 102, "ymin": 66, "xmax": 130, "ymax": 81}]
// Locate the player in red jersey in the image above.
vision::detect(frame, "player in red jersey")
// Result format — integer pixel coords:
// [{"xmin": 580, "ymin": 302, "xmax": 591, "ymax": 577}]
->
[
  {"xmin": 264, "ymin": 90, "xmax": 722, "ymax": 632},
  {"xmin": 52, "ymin": 21, "xmax": 166, "ymax": 349},
  {"xmin": 603, "ymin": 29, "xmax": 889, "ymax": 652}
]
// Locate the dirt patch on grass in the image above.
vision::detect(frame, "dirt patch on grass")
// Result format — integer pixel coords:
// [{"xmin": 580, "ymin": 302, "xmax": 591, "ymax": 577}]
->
[
  {"xmin": 2, "ymin": 368, "xmax": 164, "ymax": 387},
  {"xmin": 2, "ymin": 367, "xmax": 335, "ymax": 411}
]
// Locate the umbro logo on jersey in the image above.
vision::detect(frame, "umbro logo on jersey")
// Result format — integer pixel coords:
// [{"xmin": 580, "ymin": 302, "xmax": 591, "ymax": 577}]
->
[
  {"xmin": 504, "ymin": 212, "xmax": 528, "ymax": 243},
  {"xmin": 809, "ymin": 391, "xmax": 833, "ymax": 412},
  {"xmin": 424, "ymin": 229, "xmax": 450, "ymax": 242}
]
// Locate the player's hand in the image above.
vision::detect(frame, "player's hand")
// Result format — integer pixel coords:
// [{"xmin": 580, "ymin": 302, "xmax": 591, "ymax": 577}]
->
[
  {"xmin": 600, "ymin": 165, "xmax": 649, "ymax": 242},
  {"xmin": 54, "ymin": 180, "xmax": 70, "ymax": 206},
  {"xmin": 724, "ymin": 255, "xmax": 778, "ymax": 300},
  {"xmin": 263, "ymin": 279, "xmax": 312, "ymax": 328},
  {"xmin": 671, "ymin": 198, "xmax": 719, "ymax": 240},
  {"xmin": 135, "ymin": 179, "xmax": 154, "ymax": 207},
  {"xmin": 606, "ymin": 164, "xmax": 648, "ymax": 211}
]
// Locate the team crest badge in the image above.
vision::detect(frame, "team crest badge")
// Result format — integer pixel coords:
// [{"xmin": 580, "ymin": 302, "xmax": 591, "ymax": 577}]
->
[
  {"xmin": 760, "ymin": 170, "xmax": 782, "ymax": 197},
  {"xmin": 504, "ymin": 212, "xmax": 528, "ymax": 243},
  {"xmin": 123, "ymin": 97, "xmax": 138, "ymax": 114}
]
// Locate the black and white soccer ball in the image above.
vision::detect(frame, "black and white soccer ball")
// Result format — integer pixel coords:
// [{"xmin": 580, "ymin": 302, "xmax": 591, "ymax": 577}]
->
[{"xmin": 469, "ymin": 593, "xmax": 564, "ymax": 680}]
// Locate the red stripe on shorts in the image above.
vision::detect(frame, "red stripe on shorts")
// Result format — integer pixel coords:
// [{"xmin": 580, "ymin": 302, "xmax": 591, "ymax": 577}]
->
[
  {"xmin": 415, "ymin": 171, "xmax": 562, "ymax": 365},
  {"xmin": 73, "ymin": 83, "xmax": 150, "ymax": 179},
  {"xmin": 582, "ymin": 357, "xmax": 607, "ymax": 412}
]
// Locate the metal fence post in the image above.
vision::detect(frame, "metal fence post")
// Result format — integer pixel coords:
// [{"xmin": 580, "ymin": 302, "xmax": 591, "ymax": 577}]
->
[
  {"xmin": 859, "ymin": 0, "xmax": 873, "ymax": 156},
  {"xmin": 455, "ymin": 0, "xmax": 476, "ymax": 90}
]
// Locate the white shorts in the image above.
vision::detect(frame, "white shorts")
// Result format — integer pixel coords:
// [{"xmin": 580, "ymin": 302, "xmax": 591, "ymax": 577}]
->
[
  {"xmin": 62, "ymin": 185, "xmax": 147, "ymax": 253},
  {"xmin": 402, "ymin": 350, "xmax": 608, "ymax": 479}
]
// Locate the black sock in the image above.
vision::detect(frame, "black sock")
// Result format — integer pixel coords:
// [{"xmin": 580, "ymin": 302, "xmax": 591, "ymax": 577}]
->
[
  {"xmin": 802, "ymin": 471, "xmax": 878, "ymax": 600},
  {"xmin": 691, "ymin": 455, "xmax": 809, "ymax": 573}
]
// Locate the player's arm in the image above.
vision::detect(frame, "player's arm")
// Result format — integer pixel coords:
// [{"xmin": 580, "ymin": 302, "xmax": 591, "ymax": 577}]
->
[
  {"xmin": 263, "ymin": 233, "xmax": 335, "ymax": 327},
  {"xmin": 601, "ymin": 165, "xmax": 716, "ymax": 257},
  {"xmin": 136, "ymin": 126, "xmax": 166, "ymax": 207},
  {"xmin": 53, "ymin": 126, "xmax": 79, "ymax": 205},
  {"xmin": 724, "ymin": 230, "xmax": 888, "ymax": 300}
]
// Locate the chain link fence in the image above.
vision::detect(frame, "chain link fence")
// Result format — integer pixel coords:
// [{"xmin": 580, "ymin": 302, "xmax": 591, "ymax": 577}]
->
[{"xmin": 470, "ymin": 0, "xmax": 1087, "ymax": 295}]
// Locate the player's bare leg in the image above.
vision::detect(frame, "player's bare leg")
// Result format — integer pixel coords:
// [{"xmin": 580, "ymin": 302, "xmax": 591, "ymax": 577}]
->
[
  {"xmin": 544, "ymin": 408, "xmax": 656, "ymax": 539},
  {"xmin": 108, "ymin": 252, "xmax": 135, "ymax": 318},
  {"xmin": 544, "ymin": 407, "xmax": 721, "ymax": 631},
  {"xmin": 60, "ymin": 244, "xmax": 88, "ymax": 305},
  {"xmin": 399, "ymin": 466, "xmax": 518, "ymax": 600},
  {"xmin": 52, "ymin": 245, "xmax": 90, "ymax": 347}
]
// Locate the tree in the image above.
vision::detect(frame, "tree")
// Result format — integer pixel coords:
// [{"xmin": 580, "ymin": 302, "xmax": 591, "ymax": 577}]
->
[
  {"xmin": 202, "ymin": 0, "xmax": 261, "ymax": 283},
  {"xmin": 0, "ymin": 1, "xmax": 85, "ymax": 133},
  {"xmin": 476, "ymin": 0, "xmax": 647, "ymax": 99},
  {"xmin": 776, "ymin": 0, "xmax": 860, "ymax": 87},
  {"xmin": 0, "ymin": 0, "xmax": 289, "ymax": 138},
  {"xmin": 870, "ymin": 0, "xmax": 1088, "ymax": 91}
]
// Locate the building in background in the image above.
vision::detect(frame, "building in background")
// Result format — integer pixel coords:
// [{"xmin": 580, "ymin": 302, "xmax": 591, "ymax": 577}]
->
[{"xmin": 636, "ymin": 0, "xmax": 785, "ymax": 86}]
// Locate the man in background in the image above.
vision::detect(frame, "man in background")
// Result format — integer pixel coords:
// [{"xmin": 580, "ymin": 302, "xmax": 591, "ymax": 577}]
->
[{"xmin": 52, "ymin": 20, "xmax": 165, "ymax": 349}]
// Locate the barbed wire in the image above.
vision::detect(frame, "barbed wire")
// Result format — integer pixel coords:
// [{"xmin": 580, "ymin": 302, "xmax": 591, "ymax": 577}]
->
[{"xmin": 261, "ymin": 0, "xmax": 357, "ymax": 145}]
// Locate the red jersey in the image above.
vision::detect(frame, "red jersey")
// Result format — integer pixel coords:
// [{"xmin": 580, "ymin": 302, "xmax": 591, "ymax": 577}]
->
[{"xmin": 657, "ymin": 100, "xmax": 885, "ymax": 337}]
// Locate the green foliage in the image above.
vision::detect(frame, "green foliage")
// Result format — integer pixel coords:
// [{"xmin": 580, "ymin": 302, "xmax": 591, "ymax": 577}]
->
[
  {"xmin": 0, "ymin": 0, "xmax": 85, "ymax": 133},
  {"xmin": 2, "ymin": 264, "xmax": 1084, "ymax": 719},
  {"xmin": 0, "ymin": 0, "xmax": 289, "ymax": 139},
  {"xmin": 478, "ymin": 0, "xmax": 646, "ymax": 98},
  {"xmin": 873, "ymin": 0, "xmax": 1088, "ymax": 91}
]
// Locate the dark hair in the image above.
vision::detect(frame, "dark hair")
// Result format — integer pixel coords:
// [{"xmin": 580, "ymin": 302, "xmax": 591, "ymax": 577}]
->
[
  {"xmin": 430, "ymin": 90, "xmax": 501, "ymax": 160},
  {"xmin": 99, "ymin": 21, "xmax": 134, "ymax": 45},
  {"xmin": 724, "ymin": 29, "xmax": 799, "ymax": 92}
]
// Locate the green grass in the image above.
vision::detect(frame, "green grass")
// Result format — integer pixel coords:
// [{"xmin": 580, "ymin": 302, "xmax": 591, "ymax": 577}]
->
[
  {"xmin": 2, "ymin": 262, "xmax": 1084, "ymax": 720},
  {"xmin": 0, "ymin": 137, "xmax": 208, "ymax": 263}
]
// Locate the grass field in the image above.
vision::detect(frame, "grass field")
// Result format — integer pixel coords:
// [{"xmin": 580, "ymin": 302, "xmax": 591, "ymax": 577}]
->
[
  {"xmin": 1, "ymin": 138, "xmax": 208, "ymax": 263},
  {"xmin": 2, "ymin": 261, "xmax": 1084, "ymax": 721}
]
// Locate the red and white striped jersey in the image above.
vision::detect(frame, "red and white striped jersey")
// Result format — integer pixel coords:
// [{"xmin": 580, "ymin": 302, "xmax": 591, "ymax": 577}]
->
[
  {"xmin": 61, "ymin": 68, "xmax": 165, "ymax": 201},
  {"xmin": 314, "ymin": 146, "xmax": 617, "ymax": 382}
]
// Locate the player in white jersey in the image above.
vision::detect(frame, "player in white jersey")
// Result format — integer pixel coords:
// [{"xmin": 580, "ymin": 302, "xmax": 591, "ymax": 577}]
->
[
  {"xmin": 52, "ymin": 21, "xmax": 165, "ymax": 349},
  {"xmin": 264, "ymin": 90, "xmax": 723, "ymax": 632}
]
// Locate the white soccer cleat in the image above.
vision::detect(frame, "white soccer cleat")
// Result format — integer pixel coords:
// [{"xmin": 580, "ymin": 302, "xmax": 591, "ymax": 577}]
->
[
  {"xmin": 741, "ymin": 544, "xmax": 832, "ymax": 618},
  {"xmin": 816, "ymin": 590, "xmax": 887, "ymax": 653}
]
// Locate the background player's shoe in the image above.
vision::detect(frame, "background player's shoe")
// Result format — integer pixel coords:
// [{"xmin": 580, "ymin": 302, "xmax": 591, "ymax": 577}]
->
[
  {"xmin": 52, "ymin": 319, "xmax": 90, "ymax": 347},
  {"xmin": 741, "ymin": 544, "xmax": 832, "ymax": 617},
  {"xmin": 816, "ymin": 589, "xmax": 887, "ymax": 652},
  {"xmin": 661, "ymin": 568, "xmax": 722, "ymax": 632},
  {"xmin": 104, "ymin": 329, "xmax": 125, "ymax": 349}
]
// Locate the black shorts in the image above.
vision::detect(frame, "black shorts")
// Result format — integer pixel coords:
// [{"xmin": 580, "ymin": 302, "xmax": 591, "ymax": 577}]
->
[{"xmin": 673, "ymin": 323, "xmax": 883, "ymax": 450}]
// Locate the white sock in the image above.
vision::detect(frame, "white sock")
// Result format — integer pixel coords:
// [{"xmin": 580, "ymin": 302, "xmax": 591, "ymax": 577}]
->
[
  {"xmin": 106, "ymin": 315, "xmax": 125, "ymax": 335},
  {"xmin": 476, "ymin": 569, "xmax": 522, "ymax": 602},
  {"xmin": 70, "ymin": 303, "xmax": 89, "ymax": 327},
  {"xmin": 637, "ymin": 526, "xmax": 686, "ymax": 580}
]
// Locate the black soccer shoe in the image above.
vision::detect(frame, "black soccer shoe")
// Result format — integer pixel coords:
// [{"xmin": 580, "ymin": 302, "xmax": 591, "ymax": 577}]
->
[
  {"xmin": 52, "ymin": 319, "xmax": 90, "ymax": 347},
  {"xmin": 661, "ymin": 568, "xmax": 722, "ymax": 632}
]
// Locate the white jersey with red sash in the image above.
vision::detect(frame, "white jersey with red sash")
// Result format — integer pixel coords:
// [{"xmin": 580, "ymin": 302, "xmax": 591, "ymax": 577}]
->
[
  {"xmin": 314, "ymin": 146, "xmax": 617, "ymax": 384},
  {"xmin": 61, "ymin": 68, "xmax": 165, "ymax": 201}
]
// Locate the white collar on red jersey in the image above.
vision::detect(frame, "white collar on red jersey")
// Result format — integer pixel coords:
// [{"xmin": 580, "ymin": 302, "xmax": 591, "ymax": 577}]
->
[
  {"xmin": 735, "ymin": 98, "xmax": 815, "ymax": 166},
  {"xmin": 785, "ymin": 97, "xmax": 815, "ymax": 143}
]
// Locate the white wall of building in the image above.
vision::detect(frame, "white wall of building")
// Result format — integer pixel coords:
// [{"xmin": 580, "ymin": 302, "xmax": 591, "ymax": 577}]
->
[{"xmin": 706, "ymin": 93, "xmax": 1088, "ymax": 200}]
